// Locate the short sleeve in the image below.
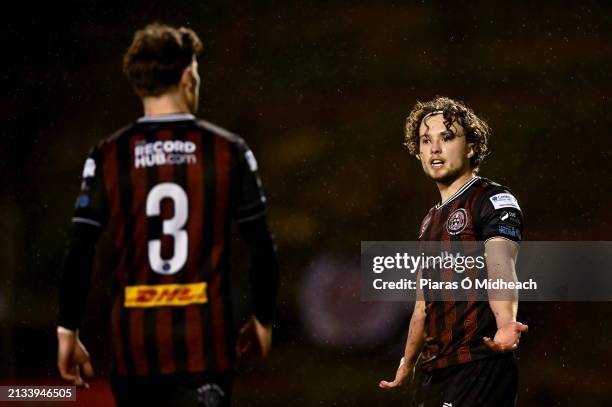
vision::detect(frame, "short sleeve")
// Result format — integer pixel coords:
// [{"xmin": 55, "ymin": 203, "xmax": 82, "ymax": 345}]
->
[
  {"xmin": 232, "ymin": 141, "xmax": 267, "ymax": 223},
  {"xmin": 71, "ymin": 146, "xmax": 108, "ymax": 228},
  {"xmin": 477, "ymin": 188, "xmax": 523, "ymax": 242}
]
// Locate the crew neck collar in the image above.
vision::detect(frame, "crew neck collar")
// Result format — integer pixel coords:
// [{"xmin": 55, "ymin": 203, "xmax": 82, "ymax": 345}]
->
[{"xmin": 137, "ymin": 113, "xmax": 195, "ymax": 123}]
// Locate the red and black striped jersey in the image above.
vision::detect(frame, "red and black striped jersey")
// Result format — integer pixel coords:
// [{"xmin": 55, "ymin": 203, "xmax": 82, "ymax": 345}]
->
[
  {"xmin": 71, "ymin": 113, "xmax": 267, "ymax": 375},
  {"xmin": 417, "ymin": 176, "xmax": 524, "ymax": 371}
]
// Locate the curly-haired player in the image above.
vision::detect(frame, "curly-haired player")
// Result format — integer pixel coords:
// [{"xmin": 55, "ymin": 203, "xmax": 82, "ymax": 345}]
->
[{"xmin": 380, "ymin": 96, "xmax": 528, "ymax": 406}]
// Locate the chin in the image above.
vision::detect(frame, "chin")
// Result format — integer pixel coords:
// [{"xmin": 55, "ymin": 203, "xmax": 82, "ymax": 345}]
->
[{"xmin": 428, "ymin": 170, "xmax": 460, "ymax": 184}]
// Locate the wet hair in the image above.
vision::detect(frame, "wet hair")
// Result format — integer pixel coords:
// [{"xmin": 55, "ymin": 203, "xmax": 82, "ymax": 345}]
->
[
  {"xmin": 404, "ymin": 96, "xmax": 491, "ymax": 170},
  {"xmin": 123, "ymin": 23, "xmax": 203, "ymax": 97}
]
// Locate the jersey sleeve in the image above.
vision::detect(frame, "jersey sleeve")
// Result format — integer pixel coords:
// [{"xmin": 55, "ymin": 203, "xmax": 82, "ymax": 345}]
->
[
  {"xmin": 477, "ymin": 187, "xmax": 524, "ymax": 242},
  {"xmin": 71, "ymin": 145, "xmax": 108, "ymax": 228},
  {"xmin": 232, "ymin": 140, "xmax": 267, "ymax": 223}
]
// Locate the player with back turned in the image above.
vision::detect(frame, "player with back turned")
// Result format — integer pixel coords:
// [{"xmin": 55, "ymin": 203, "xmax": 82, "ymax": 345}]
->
[
  {"xmin": 56, "ymin": 23, "xmax": 279, "ymax": 406},
  {"xmin": 379, "ymin": 97, "xmax": 528, "ymax": 406}
]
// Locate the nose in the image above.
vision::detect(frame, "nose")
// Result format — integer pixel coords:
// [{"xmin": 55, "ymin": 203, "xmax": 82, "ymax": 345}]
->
[{"xmin": 429, "ymin": 139, "xmax": 442, "ymax": 155}]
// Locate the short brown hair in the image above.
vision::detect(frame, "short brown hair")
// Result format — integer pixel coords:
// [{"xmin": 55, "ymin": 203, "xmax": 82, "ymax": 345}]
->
[
  {"xmin": 123, "ymin": 23, "xmax": 203, "ymax": 97},
  {"xmin": 404, "ymin": 96, "xmax": 491, "ymax": 170}
]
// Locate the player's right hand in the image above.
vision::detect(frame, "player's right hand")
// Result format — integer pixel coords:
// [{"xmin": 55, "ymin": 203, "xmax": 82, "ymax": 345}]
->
[
  {"xmin": 379, "ymin": 357, "xmax": 413, "ymax": 389},
  {"xmin": 57, "ymin": 327, "xmax": 94, "ymax": 389}
]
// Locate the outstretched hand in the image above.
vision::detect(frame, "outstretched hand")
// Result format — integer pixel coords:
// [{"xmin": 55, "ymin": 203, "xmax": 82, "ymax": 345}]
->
[
  {"xmin": 379, "ymin": 357, "xmax": 413, "ymax": 389},
  {"xmin": 483, "ymin": 321, "xmax": 529, "ymax": 353},
  {"xmin": 57, "ymin": 328, "xmax": 94, "ymax": 388}
]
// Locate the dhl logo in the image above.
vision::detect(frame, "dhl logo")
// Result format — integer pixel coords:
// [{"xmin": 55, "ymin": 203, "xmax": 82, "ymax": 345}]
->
[{"xmin": 124, "ymin": 282, "xmax": 208, "ymax": 307}]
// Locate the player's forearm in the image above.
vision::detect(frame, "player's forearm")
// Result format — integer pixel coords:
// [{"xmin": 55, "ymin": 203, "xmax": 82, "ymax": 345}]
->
[
  {"xmin": 485, "ymin": 240, "xmax": 519, "ymax": 328},
  {"xmin": 238, "ymin": 216, "xmax": 279, "ymax": 325},
  {"xmin": 58, "ymin": 223, "xmax": 100, "ymax": 330},
  {"xmin": 403, "ymin": 300, "xmax": 426, "ymax": 365},
  {"xmin": 487, "ymin": 270, "xmax": 519, "ymax": 327},
  {"xmin": 488, "ymin": 299, "xmax": 518, "ymax": 328},
  {"xmin": 487, "ymin": 257, "xmax": 518, "ymax": 327},
  {"xmin": 250, "ymin": 245, "xmax": 279, "ymax": 325}
]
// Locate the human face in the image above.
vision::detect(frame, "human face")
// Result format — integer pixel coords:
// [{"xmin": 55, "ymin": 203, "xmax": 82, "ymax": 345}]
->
[{"xmin": 417, "ymin": 114, "xmax": 473, "ymax": 184}]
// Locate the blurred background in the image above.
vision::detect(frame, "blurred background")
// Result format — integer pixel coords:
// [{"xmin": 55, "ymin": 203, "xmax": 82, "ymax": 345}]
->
[{"xmin": 2, "ymin": 1, "xmax": 612, "ymax": 405}]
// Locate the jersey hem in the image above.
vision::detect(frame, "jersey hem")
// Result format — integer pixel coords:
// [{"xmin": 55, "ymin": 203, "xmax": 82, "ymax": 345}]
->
[{"xmin": 72, "ymin": 217, "xmax": 102, "ymax": 227}]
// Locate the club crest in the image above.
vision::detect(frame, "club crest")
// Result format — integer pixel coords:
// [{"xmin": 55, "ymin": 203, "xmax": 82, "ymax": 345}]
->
[{"xmin": 446, "ymin": 208, "xmax": 468, "ymax": 235}]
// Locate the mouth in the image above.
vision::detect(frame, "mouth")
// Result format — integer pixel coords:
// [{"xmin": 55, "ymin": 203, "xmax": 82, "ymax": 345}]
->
[{"xmin": 430, "ymin": 159, "xmax": 445, "ymax": 169}]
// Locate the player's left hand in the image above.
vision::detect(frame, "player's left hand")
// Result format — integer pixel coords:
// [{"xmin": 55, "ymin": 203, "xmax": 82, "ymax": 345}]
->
[
  {"xmin": 57, "ymin": 327, "xmax": 94, "ymax": 388},
  {"xmin": 483, "ymin": 321, "xmax": 528, "ymax": 352},
  {"xmin": 379, "ymin": 357, "xmax": 414, "ymax": 389}
]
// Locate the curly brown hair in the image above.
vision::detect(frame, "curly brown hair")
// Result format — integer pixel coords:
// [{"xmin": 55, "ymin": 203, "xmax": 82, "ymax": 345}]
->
[
  {"xmin": 123, "ymin": 23, "xmax": 203, "ymax": 97},
  {"xmin": 404, "ymin": 96, "xmax": 491, "ymax": 170}
]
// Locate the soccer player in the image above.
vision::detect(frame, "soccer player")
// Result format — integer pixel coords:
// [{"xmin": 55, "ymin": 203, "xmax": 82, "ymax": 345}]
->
[
  {"xmin": 57, "ymin": 23, "xmax": 279, "ymax": 406},
  {"xmin": 379, "ymin": 97, "xmax": 528, "ymax": 406}
]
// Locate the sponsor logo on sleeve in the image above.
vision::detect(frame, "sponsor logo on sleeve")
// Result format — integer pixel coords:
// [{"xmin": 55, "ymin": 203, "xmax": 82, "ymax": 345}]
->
[
  {"xmin": 75, "ymin": 194, "xmax": 90, "ymax": 208},
  {"xmin": 82, "ymin": 158, "xmax": 96, "ymax": 178},
  {"xmin": 498, "ymin": 225, "xmax": 521, "ymax": 239},
  {"xmin": 500, "ymin": 210, "xmax": 521, "ymax": 226},
  {"xmin": 124, "ymin": 282, "xmax": 208, "ymax": 307},
  {"xmin": 489, "ymin": 193, "xmax": 520, "ymax": 210}
]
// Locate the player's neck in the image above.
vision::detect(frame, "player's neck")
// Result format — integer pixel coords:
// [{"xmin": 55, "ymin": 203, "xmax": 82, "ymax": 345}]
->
[
  {"xmin": 142, "ymin": 91, "xmax": 191, "ymax": 116},
  {"xmin": 436, "ymin": 171, "xmax": 476, "ymax": 204}
]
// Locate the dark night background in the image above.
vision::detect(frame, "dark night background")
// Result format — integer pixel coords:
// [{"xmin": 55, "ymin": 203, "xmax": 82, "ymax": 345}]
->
[{"xmin": 2, "ymin": 1, "xmax": 612, "ymax": 406}]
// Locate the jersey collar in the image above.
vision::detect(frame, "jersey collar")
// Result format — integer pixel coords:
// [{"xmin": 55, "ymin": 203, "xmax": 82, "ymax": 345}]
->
[
  {"xmin": 435, "ymin": 176, "xmax": 481, "ymax": 210},
  {"xmin": 137, "ymin": 113, "xmax": 195, "ymax": 123}
]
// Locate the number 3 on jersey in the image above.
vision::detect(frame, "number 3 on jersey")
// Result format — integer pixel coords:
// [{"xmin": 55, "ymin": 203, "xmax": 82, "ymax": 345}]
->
[{"xmin": 146, "ymin": 183, "xmax": 188, "ymax": 275}]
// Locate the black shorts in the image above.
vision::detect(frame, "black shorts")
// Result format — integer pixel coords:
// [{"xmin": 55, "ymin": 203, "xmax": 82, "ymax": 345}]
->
[
  {"xmin": 111, "ymin": 371, "xmax": 233, "ymax": 407},
  {"xmin": 416, "ymin": 354, "xmax": 518, "ymax": 407}
]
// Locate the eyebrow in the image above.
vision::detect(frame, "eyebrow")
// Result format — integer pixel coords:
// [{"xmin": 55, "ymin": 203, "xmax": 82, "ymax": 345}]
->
[{"xmin": 420, "ymin": 130, "xmax": 454, "ymax": 138}]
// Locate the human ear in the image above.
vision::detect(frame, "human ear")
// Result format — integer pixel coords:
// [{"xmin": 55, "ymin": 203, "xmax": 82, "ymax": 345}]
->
[
  {"xmin": 180, "ymin": 67, "xmax": 194, "ymax": 89},
  {"xmin": 467, "ymin": 144, "xmax": 475, "ymax": 158}
]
